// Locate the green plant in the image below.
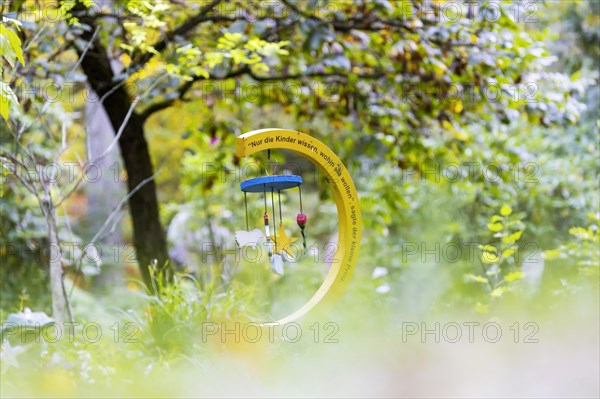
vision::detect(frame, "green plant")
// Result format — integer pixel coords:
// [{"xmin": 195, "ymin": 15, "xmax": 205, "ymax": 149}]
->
[
  {"xmin": 128, "ymin": 263, "xmax": 259, "ymax": 355},
  {"xmin": 545, "ymin": 212, "xmax": 600, "ymax": 280},
  {"xmin": 465, "ymin": 205, "xmax": 526, "ymax": 311}
]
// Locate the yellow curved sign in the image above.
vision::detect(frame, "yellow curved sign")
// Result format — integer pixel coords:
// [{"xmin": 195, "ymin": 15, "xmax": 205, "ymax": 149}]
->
[{"xmin": 236, "ymin": 128, "xmax": 361, "ymax": 324}]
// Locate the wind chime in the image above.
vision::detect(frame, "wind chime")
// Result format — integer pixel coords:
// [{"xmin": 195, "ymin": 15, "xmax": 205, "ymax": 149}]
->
[{"xmin": 234, "ymin": 151, "xmax": 307, "ymax": 275}]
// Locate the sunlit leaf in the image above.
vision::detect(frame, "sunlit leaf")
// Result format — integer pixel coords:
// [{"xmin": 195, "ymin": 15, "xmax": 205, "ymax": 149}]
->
[
  {"xmin": 505, "ymin": 271, "xmax": 524, "ymax": 282},
  {"xmin": 488, "ymin": 223, "xmax": 503, "ymax": 232},
  {"xmin": 465, "ymin": 274, "xmax": 489, "ymax": 284},
  {"xmin": 502, "ymin": 248, "xmax": 516, "ymax": 258},
  {"xmin": 500, "ymin": 205, "xmax": 512, "ymax": 216},
  {"xmin": 481, "ymin": 251, "xmax": 500, "ymax": 264},
  {"xmin": 503, "ymin": 231, "xmax": 523, "ymax": 244}
]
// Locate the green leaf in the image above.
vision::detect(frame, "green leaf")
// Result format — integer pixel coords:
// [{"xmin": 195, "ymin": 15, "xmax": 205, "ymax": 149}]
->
[
  {"xmin": 465, "ymin": 274, "xmax": 489, "ymax": 284},
  {"xmin": 489, "ymin": 215, "xmax": 502, "ymax": 223},
  {"xmin": 505, "ymin": 271, "xmax": 524, "ymax": 282},
  {"xmin": 0, "ymin": 32, "xmax": 16, "ymax": 67},
  {"xmin": 0, "ymin": 81, "xmax": 19, "ymax": 120},
  {"xmin": 502, "ymin": 248, "xmax": 516, "ymax": 258},
  {"xmin": 500, "ymin": 205, "xmax": 512, "ymax": 216},
  {"xmin": 488, "ymin": 223, "xmax": 503, "ymax": 232},
  {"xmin": 503, "ymin": 231, "xmax": 523, "ymax": 244},
  {"xmin": 0, "ymin": 25, "xmax": 24, "ymax": 66},
  {"xmin": 252, "ymin": 62, "xmax": 269, "ymax": 74},
  {"xmin": 430, "ymin": 58, "xmax": 447, "ymax": 77},
  {"xmin": 481, "ymin": 252, "xmax": 500, "ymax": 264},
  {"xmin": 479, "ymin": 244, "xmax": 498, "ymax": 253},
  {"xmin": 193, "ymin": 67, "xmax": 209, "ymax": 79},
  {"xmin": 569, "ymin": 227, "xmax": 591, "ymax": 240},
  {"xmin": 543, "ymin": 248, "xmax": 563, "ymax": 260}
]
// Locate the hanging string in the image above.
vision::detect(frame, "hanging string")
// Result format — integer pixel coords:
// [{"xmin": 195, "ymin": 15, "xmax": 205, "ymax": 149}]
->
[
  {"xmin": 263, "ymin": 183, "xmax": 272, "ymax": 258},
  {"xmin": 244, "ymin": 191, "xmax": 249, "ymax": 230},
  {"xmin": 297, "ymin": 183, "xmax": 307, "ymax": 253},
  {"xmin": 265, "ymin": 149, "xmax": 271, "ymax": 176},
  {"xmin": 278, "ymin": 190, "xmax": 283, "ymax": 226},
  {"xmin": 298, "ymin": 184, "xmax": 303, "ymax": 214},
  {"xmin": 271, "ymin": 188, "xmax": 277, "ymax": 248},
  {"xmin": 263, "ymin": 184, "xmax": 267, "ymax": 214}
]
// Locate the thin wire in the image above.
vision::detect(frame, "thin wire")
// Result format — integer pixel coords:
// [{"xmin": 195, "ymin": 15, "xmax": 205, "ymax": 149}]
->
[
  {"xmin": 244, "ymin": 191, "xmax": 249, "ymax": 230},
  {"xmin": 263, "ymin": 184, "xmax": 267, "ymax": 214},
  {"xmin": 278, "ymin": 190, "xmax": 283, "ymax": 226},
  {"xmin": 297, "ymin": 185, "xmax": 306, "ymax": 253},
  {"xmin": 271, "ymin": 188, "xmax": 277, "ymax": 247},
  {"xmin": 298, "ymin": 184, "xmax": 303, "ymax": 213}
]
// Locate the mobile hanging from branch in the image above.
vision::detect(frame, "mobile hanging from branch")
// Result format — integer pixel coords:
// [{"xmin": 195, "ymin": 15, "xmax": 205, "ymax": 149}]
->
[{"xmin": 234, "ymin": 128, "xmax": 362, "ymax": 324}]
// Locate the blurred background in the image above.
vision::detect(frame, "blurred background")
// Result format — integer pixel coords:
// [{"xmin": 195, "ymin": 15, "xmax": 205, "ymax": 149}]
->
[{"xmin": 0, "ymin": 0, "xmax": 598, "ymax": 397}]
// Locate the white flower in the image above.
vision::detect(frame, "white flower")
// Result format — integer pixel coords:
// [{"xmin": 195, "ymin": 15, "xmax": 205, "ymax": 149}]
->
[
  {"xmin": 372, "ymin": 266, "xmax": 388, "ymax": 279},
  {"xmin": 376, "ymin": 284, "xmax": 391, "ymax": 294}
]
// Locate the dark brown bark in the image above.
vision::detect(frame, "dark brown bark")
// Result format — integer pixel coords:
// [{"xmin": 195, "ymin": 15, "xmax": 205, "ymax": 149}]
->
[{"xmin": 77, "ymin": 28, "xmax": 169, "ymax": 290}]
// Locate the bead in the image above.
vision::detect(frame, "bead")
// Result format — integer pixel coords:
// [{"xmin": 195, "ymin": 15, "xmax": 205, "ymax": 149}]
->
[{"xmin": 297, "ymin": 213, "xmax": 307, "ymax": 228}]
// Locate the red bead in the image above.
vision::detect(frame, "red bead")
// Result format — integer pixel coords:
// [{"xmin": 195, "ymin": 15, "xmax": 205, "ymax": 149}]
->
[{"xmin": 297, "ymin": 213, "xmax": 307, "ymax": 227}]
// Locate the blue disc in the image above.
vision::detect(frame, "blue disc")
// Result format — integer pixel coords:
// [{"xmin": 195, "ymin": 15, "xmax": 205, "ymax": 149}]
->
[{"xmin": 240, "ymin": 175, "xmax": 302, "ymax": 193}]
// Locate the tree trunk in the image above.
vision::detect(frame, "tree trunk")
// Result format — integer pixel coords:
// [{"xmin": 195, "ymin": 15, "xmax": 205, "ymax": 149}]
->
[{"xmin": 77, "ymin": 27, "xmax": 170, "ymax": 290}]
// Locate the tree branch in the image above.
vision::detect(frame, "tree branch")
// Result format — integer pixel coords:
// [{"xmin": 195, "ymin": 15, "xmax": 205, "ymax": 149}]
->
[
  {"xmin": 139, "ymin": 66, "xmax": 387, "ymax": 121},
  {"xmin": 140, "ymin": 66, "xmax": 249, "ymax": 122},
  {"xmin": 0, "ymin": 153, "xmax": 38, "ymax": 196},
  {"xmin": 247, "ymin": 69, "xmax": 385, "ymax": 82}
]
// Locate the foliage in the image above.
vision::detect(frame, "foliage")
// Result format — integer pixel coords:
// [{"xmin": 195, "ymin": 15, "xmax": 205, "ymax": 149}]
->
[
  {"xmin": 545, "ymin": 212, "xmax": 600, "ymax": 280},
  {"xmin": 0, "ymin": 144, "xmax": 50, "ymax": 312},
  {"xmin": 466, "ymin": 205, "xmax": 525, "ymax": 305},
  {"xmin": 122, "ymin": 264, "xmax": 259, "ymax": 355},
  {"xmin": 0, "ymin": 16, "xmax": 24, "ymax": 120}
]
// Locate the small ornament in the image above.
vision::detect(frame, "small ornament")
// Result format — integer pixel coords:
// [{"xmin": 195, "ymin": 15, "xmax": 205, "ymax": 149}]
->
[
  {"xmin": 270, "ymin": 224, "xmax": 298, "ymax": 257},
  {"xmin": 297, "ymin": 213, "xmax": 307, "ymax": 228},
  {"xmin": 234, "ymin": 229, "xmax": 263, "ymax": 249},
  {"xmin": 271, "ymin": 254, "xmax": 284, "ymax": 275},
  {"xmin": 297, "ymin": 213, "xmax": 307, "ymax": 252}
]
